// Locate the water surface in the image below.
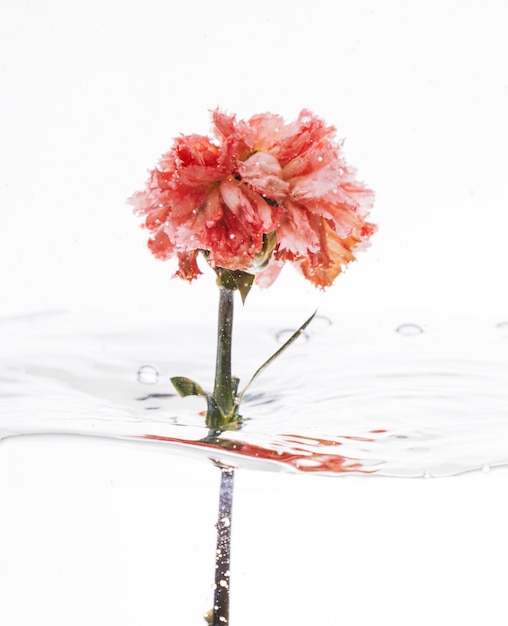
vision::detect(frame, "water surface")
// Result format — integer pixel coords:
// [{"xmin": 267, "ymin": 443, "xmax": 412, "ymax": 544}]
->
[{"xmin": 2, "ymin": 308, "xmax": 507, "ymax": 477}]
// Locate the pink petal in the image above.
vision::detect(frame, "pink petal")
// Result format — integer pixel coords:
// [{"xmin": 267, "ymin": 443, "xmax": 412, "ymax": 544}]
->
[
  {"xmin": 220, "ymin": 178, "xmax": 257, "ymax": 223},
  {"xmin": 237, "ymin": 152, "xmax": 289, "ymax": 201},
  {"xmin": 255, "ymin": 260, "xmax": 284, "ymax": 288},
  {"xmin": 276, "ymin": 203, "xmax": 321, "ymax": 257}
]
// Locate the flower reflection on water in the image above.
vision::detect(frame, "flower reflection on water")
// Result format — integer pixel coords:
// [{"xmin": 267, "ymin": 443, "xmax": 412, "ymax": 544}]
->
[{"xmin": 140, "ymin": 432, "xmax": 382, "ymax": 475}]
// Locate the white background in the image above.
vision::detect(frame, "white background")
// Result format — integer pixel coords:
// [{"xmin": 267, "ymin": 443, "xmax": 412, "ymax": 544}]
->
[
  {"xmin": 1, "ymin": 0, "xmax": 507, "ymax": 319},
  {"xmin": 1, "ymin": 1, "xmax": 508, "ymax": 625}
]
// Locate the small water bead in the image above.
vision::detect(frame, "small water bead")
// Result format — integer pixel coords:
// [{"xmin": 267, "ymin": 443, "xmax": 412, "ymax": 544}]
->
[
  {"xmin": 495, "ymin": 321, "xmax": 508, "ymax": 337},
  {"xmin": 423, "ymin": 470, "xmax": 432, "ymax": 479},
  {"xmin": 136, "ymin": 364, "xmax": 159, "ymax": 384},
  {"xmin": 275, "ymin": 315, "xmax": 331, "ymax": 344},
  {"xmin": 396, "ymin": 323, "xmax": 424, "ymax": 336},
  {"xmin": 312, "ymin": 314, "xmax": 333, "ymax": 329},
  {"xmin": 275, "ymin": 328, "xmax": 309, "ymax": 344},
  {"xmin": 482, "ymin": 464, "xmax": 491, "ymax": 473}
]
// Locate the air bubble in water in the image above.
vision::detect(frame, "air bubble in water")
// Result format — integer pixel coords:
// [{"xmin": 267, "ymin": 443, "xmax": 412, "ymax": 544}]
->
[
  {"xmin": 137, "ymin": 364, "xmax": 159, "ymax": 384},
  {"xmin": 396, "ymin": 323, "xmax": 424, "ymax": 336}
]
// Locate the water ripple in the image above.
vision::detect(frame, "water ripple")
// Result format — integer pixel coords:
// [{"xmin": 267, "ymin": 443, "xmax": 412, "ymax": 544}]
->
[{"xmin": 1, "ymin": 310, "xmax": 507, "ymax": 477}]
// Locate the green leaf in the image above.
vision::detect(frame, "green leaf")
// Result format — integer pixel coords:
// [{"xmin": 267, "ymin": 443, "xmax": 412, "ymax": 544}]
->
[
  {"xmin": 216, "ymin": 268, "xmax": 255, "ymax": 304},
  {"xmin": 203, "ymin": 610, "xmax": 213, "ymax": 625},
  {"xmin": 237, "ymin": 310, "xmax": 317, "ymax": 403},
  {"xmin": 231, "ymin": 270, "xmax": 255, "ymax": 303},
  {"xmin": 170, "ymin": 376, "xmax": 208, "ymax": 398},
  {"xmin": 170, "ymin": 376, "xmax": 242, "ymax": 434}
]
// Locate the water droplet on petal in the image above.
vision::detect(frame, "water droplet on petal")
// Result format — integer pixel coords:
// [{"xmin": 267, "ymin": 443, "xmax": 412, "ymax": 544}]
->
[
  {"xmin": 482, "ymin": 464, "xmax": 491, "ymax": 473},
  {"xmin": 396, "ymin": 323, "xmax": 424, "ymax": 336},
  {"xmin": 137, "ymin": 364, "xmax": 159, "ymax": 384}
]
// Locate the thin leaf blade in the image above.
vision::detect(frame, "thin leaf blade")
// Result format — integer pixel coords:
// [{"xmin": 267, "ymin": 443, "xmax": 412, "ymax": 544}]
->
[{"xmin": 238, "ymin": 310, "xmax": 317, "ymax": 401}]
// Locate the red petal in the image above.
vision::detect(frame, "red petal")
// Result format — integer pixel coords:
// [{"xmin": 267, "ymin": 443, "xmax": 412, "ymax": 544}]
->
[
  {"xmin": 175, "ymin": 251, "xmax": 202, "ymax": 281},
  {"xmin": 147, "ymin": 230, "xmax": 174, "ymax": 260}
]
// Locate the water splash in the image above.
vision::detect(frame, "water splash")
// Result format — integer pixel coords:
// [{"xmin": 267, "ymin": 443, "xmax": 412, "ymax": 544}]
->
[{"xmin": 2, "ymin": 309, "xmax": 508, "ymax": 477}]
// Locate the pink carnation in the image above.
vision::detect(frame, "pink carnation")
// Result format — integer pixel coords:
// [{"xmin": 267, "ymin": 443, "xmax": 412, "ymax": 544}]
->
[{"xmin": 130, "ymin": 109, "xmax": 376, "ymax": 287}]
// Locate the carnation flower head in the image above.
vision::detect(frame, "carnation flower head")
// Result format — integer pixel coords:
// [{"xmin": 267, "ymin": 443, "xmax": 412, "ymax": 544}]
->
[{"xmin": 130, "ymin": 109, "xmax": 376, "ymax": 288}]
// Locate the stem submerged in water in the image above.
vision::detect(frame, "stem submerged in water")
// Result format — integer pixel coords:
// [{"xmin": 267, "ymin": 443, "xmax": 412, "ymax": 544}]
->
[{"xmin": 213, "ymin": 465, "xmax": 234, "ymax": 625}]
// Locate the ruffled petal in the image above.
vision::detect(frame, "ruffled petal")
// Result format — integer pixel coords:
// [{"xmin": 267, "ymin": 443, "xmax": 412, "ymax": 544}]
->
[
  {"xmin": 237, "ymin": 152, "xmax": 289, "ymax": 202},
  {"xmin": 175, "ymin": 251, "xmax": 202, "ymax": 281},
  {"xmin": 276, "ymin": 202, "xmax": 321, "ymax": 257},
  {"xmin": 220, "ymin": 178, "xmax": 258, "ymax": 223},
  {"xmin": 131, "ymin": 109, "xmax": 375, "ymax": 287},
  {"xmin": 147, "ymin": 229, "xmax": 174, "ymax": 260},
  {"xmin": 298, "ymin": 224, "xmax": 357, "ymax": 288}
]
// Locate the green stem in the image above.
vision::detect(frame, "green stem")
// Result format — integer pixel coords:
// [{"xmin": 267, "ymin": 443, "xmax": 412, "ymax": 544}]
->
[{"xmin": 210, "ymin": 286, "xmax": 235, "ymax": 424}]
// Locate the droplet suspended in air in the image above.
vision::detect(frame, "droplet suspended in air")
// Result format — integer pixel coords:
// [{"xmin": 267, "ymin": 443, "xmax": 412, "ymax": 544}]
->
[
  {"xmin": 137, "ymin": 364, "xmax": 159, "ymax": 384},
  {"xmin": 396, "ymin": 323, "xmax": 424, "ymax": 336}
]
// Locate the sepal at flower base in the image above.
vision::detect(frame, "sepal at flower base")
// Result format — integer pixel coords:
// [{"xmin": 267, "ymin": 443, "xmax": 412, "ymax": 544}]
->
[{"xmin": 216, "ymin": 268, "xmax": 255, "ymax": 304}]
